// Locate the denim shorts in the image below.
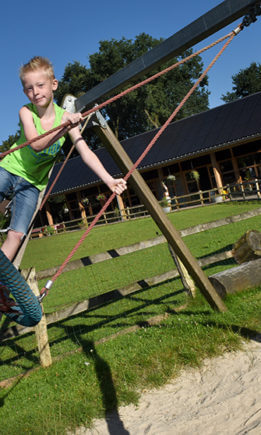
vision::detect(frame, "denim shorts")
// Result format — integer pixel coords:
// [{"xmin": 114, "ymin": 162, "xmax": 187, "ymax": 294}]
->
[{"xmin": 0, "ymin": 167, "xmax": 40, "ymax": 235}]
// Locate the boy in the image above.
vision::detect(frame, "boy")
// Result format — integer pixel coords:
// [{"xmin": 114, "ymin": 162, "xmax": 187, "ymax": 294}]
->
[
  {"xmin": 0, "ymin": 56, "xmax": 127, "ymax": 261},
  {"xmin": 0, "ymin": 56, "xmax": 126, "ymax": 313}
]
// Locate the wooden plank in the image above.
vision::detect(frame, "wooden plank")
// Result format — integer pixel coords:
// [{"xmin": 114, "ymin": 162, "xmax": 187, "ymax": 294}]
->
[
  {"xmin": 76, "ymin": 0, "xmax": 258, "ymax": 111},
  {"xmin": 232, "ymin": 230, "xmax": 261, "ymax": 264},
  {"xmin": 93, "ymin": 120, "xmax": 226, "ymax": 312},
  {"xmin": 168, "ymin": 243, "xmax": 196, "ymax": 297},
  {"xmin": 0, "ymin": 249, "xmax": 233, "ymax": 341},
  {"xmin": 209, "ymin": 258, "xmax": 261, "ymax": 297},
  {"xmin": 35, "ymin": 203, "xmax": 261, "ymax": 282},
  {"xmin": 21, "ymin": 268, "xmax": 52, "ymax": 368}
]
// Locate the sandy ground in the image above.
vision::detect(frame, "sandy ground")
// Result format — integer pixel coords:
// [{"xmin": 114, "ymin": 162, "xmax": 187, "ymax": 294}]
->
[{"xmin": 74, "ymin": 337, "xmax": 261, "ymax": 435}]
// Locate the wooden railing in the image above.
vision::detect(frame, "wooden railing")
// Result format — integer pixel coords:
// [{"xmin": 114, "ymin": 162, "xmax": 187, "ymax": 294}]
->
[
  {"xmin": 30, "ymin": 179, "xmax": 261, "ymax": 238},
  {"xmin": 3, "ymin": 205, "xmax": 261, "ymax": 343}
]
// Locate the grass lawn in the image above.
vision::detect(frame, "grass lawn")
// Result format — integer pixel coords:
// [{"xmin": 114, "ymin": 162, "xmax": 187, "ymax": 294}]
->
[
  {"xmin": 20, "ymin": 200, "xmax": 261, "ymax": 271},
  {"xmin": 0, "ymin": 201, "xmax": 260, "ymax": 434}
]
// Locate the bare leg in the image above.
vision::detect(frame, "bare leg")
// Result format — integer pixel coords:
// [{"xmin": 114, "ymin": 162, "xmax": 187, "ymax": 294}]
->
[{"xmin": 1, "ymin": 230, "xmax": 24, "ymax": 262}]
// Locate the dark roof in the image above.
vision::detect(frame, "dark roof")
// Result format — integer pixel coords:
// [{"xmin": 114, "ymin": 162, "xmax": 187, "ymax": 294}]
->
[{"xmin": 49, "ymin": 91, "xmax": 261, "ymax": 195}]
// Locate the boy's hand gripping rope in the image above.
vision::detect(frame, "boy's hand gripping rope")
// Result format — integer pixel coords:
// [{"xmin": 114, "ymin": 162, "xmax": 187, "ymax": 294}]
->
[{"xmin": 39, "ymin": 24, "xmax": 242, "ymax": 302}]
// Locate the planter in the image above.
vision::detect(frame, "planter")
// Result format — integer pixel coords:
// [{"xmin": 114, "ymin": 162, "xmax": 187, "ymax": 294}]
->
[
  {"xmin": 214, "ymin": 195, "xmax": 223, "ymax": 203},
  {"xmin": 162, "ymin": 206, "xmax": 171, "ymax": 213}
]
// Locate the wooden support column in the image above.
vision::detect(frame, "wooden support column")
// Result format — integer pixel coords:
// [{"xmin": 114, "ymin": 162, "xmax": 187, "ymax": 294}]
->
[
  {"xmin": 77, "ymin": 192, "xmax": 88, "ymax": 226},
  {"xmin": 230, "ymin": 149, "xmax": 241, "ymax": 182},
  {"xmin": 93, "ymin": 117, "xmax": 226, "ymax": 312},
  {"xmin": 210, "ymin": 152, "xmax": 223, "ymax": 194},
  {"xmin": 116, "ymin": 195, "xmax": 127, "ymax": 221},
  {"xmin": 45, "ymin": 202, "xmax": 54, "ymax": 227},
  {"xmin": 179, "ymin": 162, "xmax": 188, "ymax": 194}
]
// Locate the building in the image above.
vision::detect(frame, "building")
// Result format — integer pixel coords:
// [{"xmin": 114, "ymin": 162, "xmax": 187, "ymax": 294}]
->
[{"xmin": 39, "ymin": 92, "xmax": 261, "ymax": 226}]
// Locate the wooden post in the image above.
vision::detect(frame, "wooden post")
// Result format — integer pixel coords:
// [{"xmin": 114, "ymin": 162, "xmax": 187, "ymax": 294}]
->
[
  {"xmin": 255, "ymin": 178, "xmax": 261, "ymax": 199},
  {"xmin": 168, "ymin": 244, "xmax": 196, "ymax": 297},
  {"xmin": 240, "ymin": 182, "xmax": 246, "ymax": 200},
  {"xmin": 209, "ymin": 258, "xmax": 261, "ymax": 298},
  {"xmin": 231, "ymin": 150, "xmax": 241, "ymax": 183},
  {"xmin": 93, "ymin": 115, "xmax": 226, "ymax": 312},
  {"xmin": 77, "ymin": 192, "xmax": 88, "ymax": 226},
  {"xmin": 227, "ymin": 185, "xmax": 232, "ymax": 201},
  {"xmin": 116, "ymin": 195, "xmax": 127, "ymax": 221},
  {"xmin": 45, "ymin": 202, "xmax": 54, "ymax": 227},
  {"xmin": 199, "ymin": 190, "xmax": 204, "ymax": 206},
  {"xmin": 232, "ymin": 230, "xmax": 261, "ymax": 264},
  {"xmin": 210, "ymin": 152, "xmax": 223, "ymax": 194},
  {"xmin": 174, "ymin": 196, "xmax": 180, "ymax": 210},
  {"xmin": 21, "ymin": 268, "xmax": 52, "ymax": 368}
]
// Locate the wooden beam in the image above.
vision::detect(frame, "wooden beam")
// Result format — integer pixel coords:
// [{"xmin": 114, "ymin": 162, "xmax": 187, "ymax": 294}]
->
[
  {"xmin": 76, "ymin": 0, "xmax": 259, "ymax": 111},
  {"xmin": 93, "ymin": 119, "xmax": 226, "ymax": 312},
  {"xmin": 21, "ymin": 268, "xmax": 52, "ymax": 367},
  {"xmin": 209, "ymin": 258, "xmax": 261, "ymax": 297}
]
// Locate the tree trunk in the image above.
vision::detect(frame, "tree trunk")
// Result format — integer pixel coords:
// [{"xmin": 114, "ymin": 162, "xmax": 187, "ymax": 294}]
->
[
  {"xmin": 209, "ymin": 258, "xmax": 261, "ymax": 298},
  {"xmin": 232, "ymin": 230, "xmax": 261, "ymax": 264}
]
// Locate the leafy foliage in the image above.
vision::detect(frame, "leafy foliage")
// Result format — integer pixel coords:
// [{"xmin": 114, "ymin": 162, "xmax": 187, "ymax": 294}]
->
[
  {"xmin": 1, "ymin": 34, "xmax": 210, "ymax": 152},
  {"xmin": 222, "ymin": 62, "xmax": 261, "ymax": 103},
  {"xmin": 55, "ymin": 33, "xmax": 209, "ymax": 145},
  {"xmin": 0, "ymin": 131, "xmax": 20, "ymax": 151}
]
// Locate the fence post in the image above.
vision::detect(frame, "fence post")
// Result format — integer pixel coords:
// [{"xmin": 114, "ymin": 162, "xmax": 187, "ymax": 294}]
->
[
  {"xmin": 199, "ymin": 190, "xmax": 204, "ymax": 206},
  {"xmin": 116, "ymin": 195, "xmax": 128, "ymax": 221},
  {"xmin": 255, "ymin": 178, "xmax": 261, "ymax": 199},
  {"xmin": 174, "ymin": 196, "xmax": 180, "ymax": 209},
  {"xmin": 240, "ymin": 182, "xmax": 246, "ymax": 200},
  {"xmin": 21, "ymin": 268, "xmax": 52, "ymax": 368}
]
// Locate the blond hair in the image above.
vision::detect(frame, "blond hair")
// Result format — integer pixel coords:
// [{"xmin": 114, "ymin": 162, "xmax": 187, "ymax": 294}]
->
[{"xmin": 20, "ymin": 56, "xmax": 55, "ymax": 83}]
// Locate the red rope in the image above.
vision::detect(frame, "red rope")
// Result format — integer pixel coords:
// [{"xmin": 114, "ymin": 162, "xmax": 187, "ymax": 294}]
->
[
  {"xmin": 0, "ymin": 29, "xmax": 236, "ymax": 161},
  {"xmin": 80, "ymin": 30, "xmax": 237, "ymax": 120},
  {"xmin": 40, "ymin": 28, "xmax": 238, "ymax": 296},
  {"xmin": 39, "ymin": 140, "xmax": 77, "ymax": 211},
  {"xmin": 0, "ymin": 123, "xmax": 72, "ymax": 159}
]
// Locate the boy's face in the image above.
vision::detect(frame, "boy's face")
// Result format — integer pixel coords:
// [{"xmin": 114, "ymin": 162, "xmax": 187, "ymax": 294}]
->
[{"xmin": 22, "ymin": 69, "xmax": 58, "ymax": 108}]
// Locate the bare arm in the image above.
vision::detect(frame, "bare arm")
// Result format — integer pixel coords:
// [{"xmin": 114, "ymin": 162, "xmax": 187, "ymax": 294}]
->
[
  {"xmin": 69, "ymin": 124, "xmax": 127, "ymax": 195},
  {"xmin": 19, "ymin": 106, "xmax": 82, "ymax": 152}
]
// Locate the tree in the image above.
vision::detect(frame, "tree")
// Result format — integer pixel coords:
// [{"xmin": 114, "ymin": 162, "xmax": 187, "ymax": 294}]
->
[
  {"xmin": 55, "ymin": 33, "xmax": 209, "ymax": 144},
  {"xmin": 222, "ymin": 62, "xmax": 261, "ymax": 103},
  {"xmin": 1, "ymin": 131, "xmax": 20, "ymax": 152}
]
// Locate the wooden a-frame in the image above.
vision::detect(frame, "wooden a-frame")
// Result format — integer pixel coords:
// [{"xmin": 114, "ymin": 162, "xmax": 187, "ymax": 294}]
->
[
  {"xmin": 9, "ymin": 0, "xmax": 259, "ymax": 304},
  {"xmin": 91, "ymin": 112, "xmax": 226, "ymax": 312}
]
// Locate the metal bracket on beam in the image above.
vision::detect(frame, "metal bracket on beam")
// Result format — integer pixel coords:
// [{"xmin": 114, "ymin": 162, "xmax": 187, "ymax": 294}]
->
[
  {"xmin": 90, "ymin": 108, "xmax": 108, "ymax": 129},
  {"xmin": 242, "ymin": 1, "xmax": 261, "ymax": 26},
  {"xmin": 61, "ymin": 94, "xmax": 77, "ymax": 113},
  {"xmin": 61, "ymin": 94, "xmax": 101, "ymax": 130}
]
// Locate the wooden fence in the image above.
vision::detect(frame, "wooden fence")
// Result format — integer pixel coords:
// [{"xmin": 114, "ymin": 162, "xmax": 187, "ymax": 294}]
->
[
  {"xmin": 1, "ymin": 205, "xmax": 261, "ymax": 371},
  {"xmin": 30, "ymin": 179, "xmax": 261, "ymax": 239}
]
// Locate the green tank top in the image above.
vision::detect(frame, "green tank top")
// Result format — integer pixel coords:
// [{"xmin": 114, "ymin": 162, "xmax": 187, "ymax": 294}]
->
[{"xmin": 0, "ymin": 103, "xmax": 66, "ymax": 191}]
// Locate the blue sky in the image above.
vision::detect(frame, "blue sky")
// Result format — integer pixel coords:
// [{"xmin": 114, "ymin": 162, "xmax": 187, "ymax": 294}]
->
[{"xmin": 0, "ymin": 0, "xmax": 260, "ymax": 143}]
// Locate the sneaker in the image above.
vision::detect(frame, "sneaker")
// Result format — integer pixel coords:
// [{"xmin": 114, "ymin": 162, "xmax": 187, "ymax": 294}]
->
[{"xmin": 0, "ymin": 283, "xmax": 20, "ymax": 314}]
